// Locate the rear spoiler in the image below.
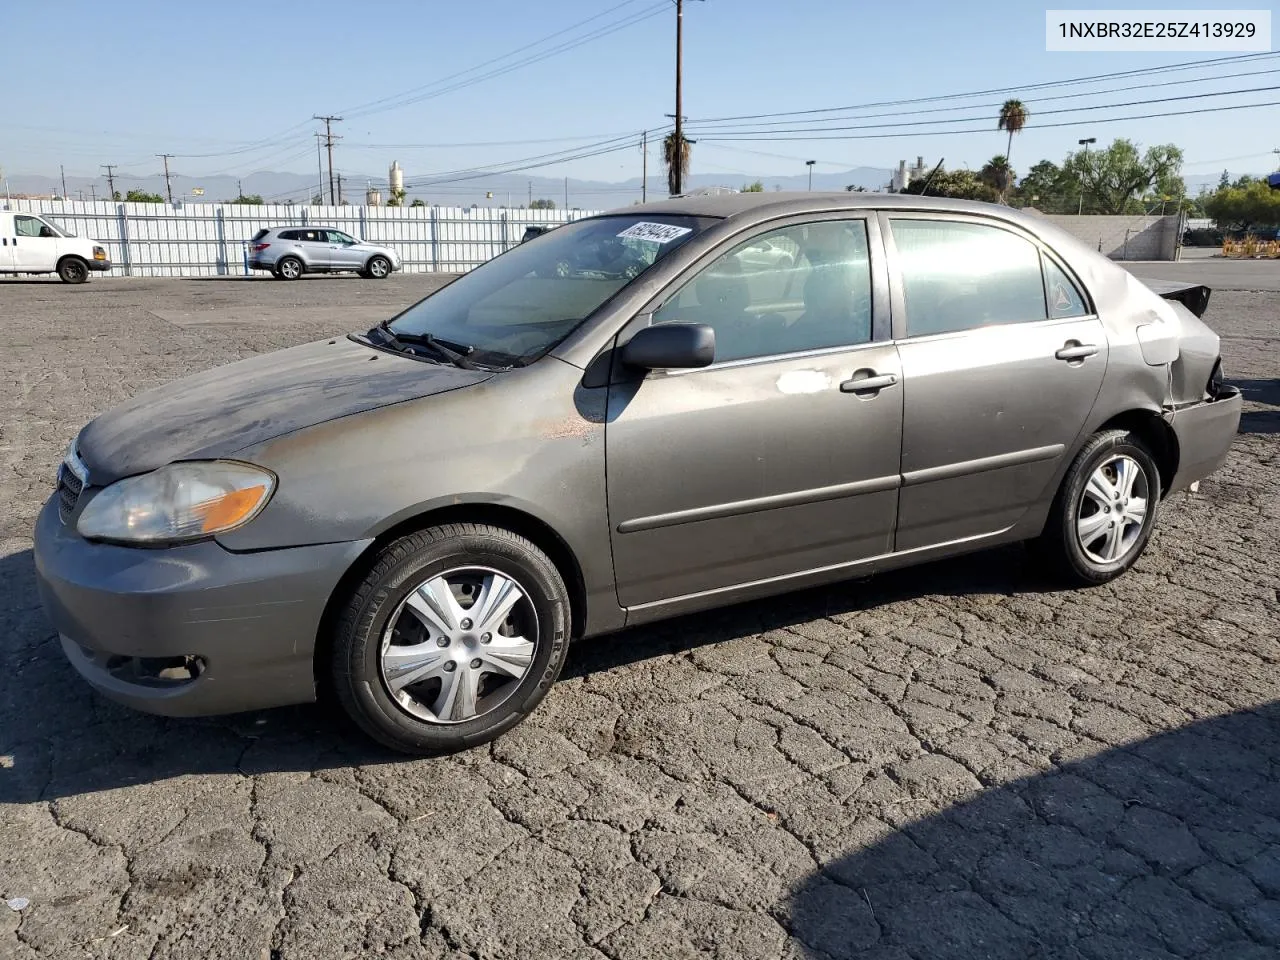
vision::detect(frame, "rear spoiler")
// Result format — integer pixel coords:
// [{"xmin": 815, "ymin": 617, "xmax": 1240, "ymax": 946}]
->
[{"xmin": 1137, "ymin": 277, "xmax": 1211, "ymax": 318}]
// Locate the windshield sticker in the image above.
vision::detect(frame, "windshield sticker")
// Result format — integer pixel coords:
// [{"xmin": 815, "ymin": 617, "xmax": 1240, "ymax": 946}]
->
[{"xmin": 616, "ymin": 222, "xmax": 693, "ymax": 244}]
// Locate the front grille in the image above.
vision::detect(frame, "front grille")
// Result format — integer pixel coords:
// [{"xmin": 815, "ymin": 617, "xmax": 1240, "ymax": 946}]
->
[{"xmin": 56, "ymin": 464, "xmax": 83, "ymax": 523}]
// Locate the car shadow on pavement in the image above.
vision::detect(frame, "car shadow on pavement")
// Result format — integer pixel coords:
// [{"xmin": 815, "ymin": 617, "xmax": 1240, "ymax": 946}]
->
[
  {"xmin": 782, "ymin": 700, "xmax": 1280, "ymax": 960},
  {"xmin": 1236, "ymin": 378, "xmax": 1280, "ymax": 435},
  {"xmin": 1, "ymin": 543, "xmax": 1057, "ymax": 803}
]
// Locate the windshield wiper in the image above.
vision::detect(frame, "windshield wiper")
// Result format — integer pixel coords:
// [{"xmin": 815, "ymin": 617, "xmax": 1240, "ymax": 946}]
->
[{"xmin": 374, "ymin": 321, "xmax": 479, "ymax": 369}]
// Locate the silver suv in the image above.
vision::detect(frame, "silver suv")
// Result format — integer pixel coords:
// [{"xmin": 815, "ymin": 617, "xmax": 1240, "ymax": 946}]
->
[{"xmin": 248, "ymin": 227, "xmax": 402, "ymax": 280}]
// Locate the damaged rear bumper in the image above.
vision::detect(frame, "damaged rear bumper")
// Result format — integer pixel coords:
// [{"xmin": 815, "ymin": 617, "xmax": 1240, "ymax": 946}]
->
[{"xmin": 1166, "ymin": 385, "xmax": 1242, "ymax": 496}]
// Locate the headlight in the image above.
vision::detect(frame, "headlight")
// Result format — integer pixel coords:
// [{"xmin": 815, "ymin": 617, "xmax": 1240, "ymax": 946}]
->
[{"xmin": 77, "ymin": 461, "xmax": 275, "ymax": 544}]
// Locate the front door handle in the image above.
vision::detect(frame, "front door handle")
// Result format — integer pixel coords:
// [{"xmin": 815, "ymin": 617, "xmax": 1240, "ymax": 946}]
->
[
  {"xmin": 1055, "ymin": 341, "xmax": 1098, "ymax": 362},
  {"xmin": 840, "ymin": 370, "xmax": 899, "ymax": 395}
]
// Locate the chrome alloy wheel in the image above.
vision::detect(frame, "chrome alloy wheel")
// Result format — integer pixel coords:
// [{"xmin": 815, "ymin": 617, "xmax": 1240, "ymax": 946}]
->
[
  {"xmin": 1076, "ymin": 454, "xmax": 1150, "ymax": 564},
  {"xmin": 379, "ymin": 566, "xmax": 538, "ymax": 724}
]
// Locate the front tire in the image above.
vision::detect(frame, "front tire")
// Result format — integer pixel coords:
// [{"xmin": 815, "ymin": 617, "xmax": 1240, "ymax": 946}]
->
[
  {"xmin": 366, "ymin": 255, "xmax": 391, "ymax": 280},
  {"xmin": 57, "ymin": 257, "xmax": 88, "ymax": 284},
  {"xmin": 1035, "ymin": 429, "xmax": 1160, "ymax": 585},
  {"xmin": 331, "ymin": 523, "xmax": 571, "ymax": 754}
]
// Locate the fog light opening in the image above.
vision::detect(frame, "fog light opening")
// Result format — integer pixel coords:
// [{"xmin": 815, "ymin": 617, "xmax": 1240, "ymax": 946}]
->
[{"xmin": 105, "ymin": 654, "xmax": 205, "ymax": 687}]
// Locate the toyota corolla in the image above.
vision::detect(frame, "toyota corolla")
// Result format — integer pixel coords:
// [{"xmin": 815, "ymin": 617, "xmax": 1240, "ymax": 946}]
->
[{"xmin": 34, "ymin": 193, "xmax": 1241, "ymax": 754}]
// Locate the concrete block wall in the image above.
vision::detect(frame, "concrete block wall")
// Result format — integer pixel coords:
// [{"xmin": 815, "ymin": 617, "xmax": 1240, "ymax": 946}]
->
[{"xmin": 1032, "ymin": 214, "xmax": 1181, "ymax": 261}]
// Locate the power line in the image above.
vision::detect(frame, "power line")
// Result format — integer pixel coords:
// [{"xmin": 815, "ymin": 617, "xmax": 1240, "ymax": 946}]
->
[
  {"xmin": 688, "ymin": 84, "xmax": 1280, "ymax": 138},
  {"xmin": 687, "ymin": 64, "xmax": 1280, "ymax": 133},
  {"xmin": 342, "ymin": 2, "xmax": 668, "ymax": 121},
  {"xmin": 692, "ymin": 97, "xmax": 1280, "ymax": 143},
  {"xmin": 340, "ymin": 0, "xmax": 650, "ymax": 118},
  {"xmin": 686, "ymin": 50, "xmax": 1280, "ymax": 126}
]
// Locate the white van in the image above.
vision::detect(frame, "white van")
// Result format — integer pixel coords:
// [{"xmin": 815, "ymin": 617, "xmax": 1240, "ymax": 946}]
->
[{"xmin": 0, "ymin": 211, "xmax": 111, "ymax": 283}]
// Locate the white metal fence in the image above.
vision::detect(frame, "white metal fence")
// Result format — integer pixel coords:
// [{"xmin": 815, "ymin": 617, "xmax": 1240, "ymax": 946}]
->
[{"xmin": 2, "ymin": 199, "xmax": 601, "ymax": 277}]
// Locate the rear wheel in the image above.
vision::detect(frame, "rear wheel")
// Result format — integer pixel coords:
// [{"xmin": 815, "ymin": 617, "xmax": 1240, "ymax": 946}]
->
[
  {"xmin": 331, "ymin": 523, "xmax": 571, "ymax": 754},
  {"xmin": 1035, "ymin": 429, "xmax": 1160, "ymax": 585},
  {"xmin": 366, "ymin": 255, "xmax": 391, "ymax": 279},
  {"xmin": 57, "ymin": 257, "xmax": 88, "ymax": 284},
  {"xmin": 277, "ymin": 256, "xmax": 303, "ymax": 281}
]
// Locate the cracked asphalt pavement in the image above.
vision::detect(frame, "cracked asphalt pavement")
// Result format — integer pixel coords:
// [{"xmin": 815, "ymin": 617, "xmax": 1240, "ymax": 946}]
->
[{"xmin": 0, "ymin": 266, "xmax": 1277, "ymax": 959}]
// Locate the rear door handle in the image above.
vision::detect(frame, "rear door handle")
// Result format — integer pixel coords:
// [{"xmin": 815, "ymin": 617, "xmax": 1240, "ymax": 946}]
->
[
  {"xmin": 1055, "ymin": 342, "xmax": 1098, "ymax": 362},
  {"xmin": 840, "ymin": 371, "xmax": 899, "ymax": 395}
]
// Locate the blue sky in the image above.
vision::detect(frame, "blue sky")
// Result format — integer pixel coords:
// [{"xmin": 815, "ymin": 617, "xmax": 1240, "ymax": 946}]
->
[{"xmin": 3, "ymin": 0, "xmax": 1277, "ymax": 186}]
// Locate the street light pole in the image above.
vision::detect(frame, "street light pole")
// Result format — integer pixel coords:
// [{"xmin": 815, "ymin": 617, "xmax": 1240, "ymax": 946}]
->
[
  {"xmin": 806, "ymin": 160, "xmax": 816, "ymax": 191},
  {"xmin": 1077, "ymin": 137, "xmax": 1096, "ymax": 215}
]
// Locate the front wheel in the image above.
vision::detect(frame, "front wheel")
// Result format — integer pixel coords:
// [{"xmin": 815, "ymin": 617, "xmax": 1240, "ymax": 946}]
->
[
  {"xmin": 366, "ymin": 255, "xmax": 391, "ymax": 279},
  {"xmin": 57, "ymin": 257, "xmax": 88, "ymax": 284},
  {"xmin": 1034, "ymin": 429, "xmax": 1160, "ymax": 585},
  {"xmin": 331, "ymin": 523, "xmax": 571, "ymax": 754}
]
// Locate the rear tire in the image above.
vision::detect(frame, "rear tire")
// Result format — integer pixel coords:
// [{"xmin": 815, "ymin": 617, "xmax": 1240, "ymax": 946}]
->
[
  {"xmin": 366, "ymin": 255, "xmax": 391, "ymax": 280},
  {"xmin": 57, "ymin": 257, "xmax": 88, "ymax": 284},
  {"xmin": 277, "ymin": 256, "xmax": 303, "ymax": 281},
  {"xmin": 331, "ymin": 523, "xmax": 571, "ymax": 754},
  {"xmin": 1034, "ymin": 429, "xmax": 1160, "ymax": 586}
]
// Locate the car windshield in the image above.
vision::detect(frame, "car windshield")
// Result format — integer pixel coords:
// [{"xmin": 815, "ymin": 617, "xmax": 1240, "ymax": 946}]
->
[
  {"xmin": 383, "ymin": 214, "xmax": 709, "ymax": 365},
  {"xmin": 44, "ymin": 218, "xmax": 74, "ymax": 237}
]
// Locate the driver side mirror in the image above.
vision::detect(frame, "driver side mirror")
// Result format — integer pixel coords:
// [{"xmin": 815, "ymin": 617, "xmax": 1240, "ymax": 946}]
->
[{"xmin": 621, "ymin": 322, "xmax": 715, "ymax": 370}]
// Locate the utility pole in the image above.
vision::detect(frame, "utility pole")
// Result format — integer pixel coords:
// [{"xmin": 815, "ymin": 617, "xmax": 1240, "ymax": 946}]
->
[
  {"xmin": 157, "ymin": 154, "xmax": 175, "ymax": 204},
  {"xmin": 101, "ymin": 164, "xmax": 117, "ymax": 200},
  {"xmin": 314, "ymin": 115, "xmax": 343, "ymax": 205},
  {"xmin": 237, "ymin": 178, "xmax": 243, "ymax": 199},
  {"xmin": 642, "ymin": 130, "xmax": 648, "ymax": 202},
  {"xmin": 806, "ymin": 160, "xmax": 816, "ymax": 191},
  {"xmin": 673, "ymin": 0, "xmax": 684, "ymax": 196},
  {"xmin": 337, "ymin": 171, "xmax": 344, "ymax": 205},
  {"xmin": 60, "ymin": 164, "xmax": 67, "ymax": 199},
  {"xmin": 89, "ymin": 185, "xmax": 96, "ymax": 201},
  {"xmin": 316, "ymin": 134, "xmax": 325, "ymax": 205},
  {"xmin": 1077, "ymin": 137, "xmax": 1096, "ymax": 215},
  {"xmin": 564, "ymin": 176, "xmax": 568, "ymax": 210}
]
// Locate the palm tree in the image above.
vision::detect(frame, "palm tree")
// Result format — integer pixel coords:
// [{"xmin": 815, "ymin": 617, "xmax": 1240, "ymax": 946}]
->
[
  {"xmin": 997, "ymin": 99, "xmax": 1029, "ymax": 164},
  {"xmin": 979, "ymin": 155, "xmax": 1014, "ymax": 200},
  {"xmin": 663, "ymin": 132, "xmax": 691, "ymax": 196}
]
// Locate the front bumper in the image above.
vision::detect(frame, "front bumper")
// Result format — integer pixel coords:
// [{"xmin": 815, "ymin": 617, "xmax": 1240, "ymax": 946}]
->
[
  {"xmin": 1167, "ymin": 386, "xmax": 1243, "ymax": 495},
  {"xmin": 88, "ymin": 257, "xmax": 112, "ymax": 272},
  {"xmin": 33, "ymin": 496, "xmax": 371, "ymax": 717}
]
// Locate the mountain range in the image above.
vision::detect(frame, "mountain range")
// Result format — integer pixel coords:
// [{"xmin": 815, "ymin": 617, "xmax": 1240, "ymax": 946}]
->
[{"xmin": 1, "ymin": 167, "xmax": 1242, "ymax": 211}]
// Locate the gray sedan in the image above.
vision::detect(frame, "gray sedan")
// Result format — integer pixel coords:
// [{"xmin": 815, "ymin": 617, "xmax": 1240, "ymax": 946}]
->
[{"xmin": 34, "ymin": 193, "xmax": 1241, "ymax": 754}]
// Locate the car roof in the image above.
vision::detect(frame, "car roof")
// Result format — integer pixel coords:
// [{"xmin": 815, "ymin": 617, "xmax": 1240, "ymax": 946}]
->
[{"xmin": 611, "ymin": 191, "xmax": 1032, "ymax": 222}]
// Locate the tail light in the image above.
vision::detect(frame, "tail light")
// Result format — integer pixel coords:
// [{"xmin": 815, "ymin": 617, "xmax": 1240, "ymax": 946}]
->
[
  {"xmin": 1207, "ymin": 357, "xmax": 1226, "ymax": 399},
  {"xmin": 252, "ymin": 243, "xmax": 270, "ymax": 252}
]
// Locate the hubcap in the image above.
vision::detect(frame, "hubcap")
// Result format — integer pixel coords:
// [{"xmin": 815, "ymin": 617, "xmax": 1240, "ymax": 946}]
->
[
  {"xmin": 282, "ymin": 260, "xmax": 299, "ymax": 278},
  {"xmin": 379, "ymin": 566, "xmax": 538, "ymax": 725},
  {"xmin": 371, "ymin": 259, "xmax": 388, "ymax": 277},
  {"xmin": 1076, "ymin": 455, "xmax": 1149, "ymax": 564}
]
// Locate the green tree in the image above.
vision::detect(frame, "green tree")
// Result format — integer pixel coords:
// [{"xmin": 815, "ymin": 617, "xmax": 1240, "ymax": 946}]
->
[
  {"xmin": 998, "ymin": 99, "xmax": 1029, "ymax": 163},
  {"xmin": 663, "ymin": 131, "xmax": 691, "ymax": 196},
  {"xmin": 311, "ymin": 193, "xmax": 323, "ymax": 206},
  {"xmin": 125, "ymin": 189, "xmax": 165, "ymax": 203},
  {"xmin": 386, "ymin": 188, "xmax": 407, "ymax": 207},
  {"xmin": 740, "ymin": 180, "xmax": 764, "ymax": 192},
  {"xmin": 979, "ymin": 155, "xmax": 1014, "ymax": 199},
  {"xmin": 1009, "ymin": 159, "xmax": 1082, "ymax": 212},
  {"xmin": 1060, "ymin": 139, "xmax": 1184, "ymax": 215},
  {"xmin": 111, "ymin": 190, "xmax": 122, "ymax": 201},
  {"xmin": 902, "ymin": 167, "xmax": 999, "ymax": 203},
  {"xmin": 230, "ymin": 194, "xmax": 264, "ymax": 205},
  {"xmin": 530, "ymin": 198, "xmax": 556, "ymax": 210},
  {"xmin": 1204, "ymin": 176, "xmax": 1280, "ymax": 233},
  {"xmin": 410, "ymin": 198, "xmax": 426, "ymax": 208}
]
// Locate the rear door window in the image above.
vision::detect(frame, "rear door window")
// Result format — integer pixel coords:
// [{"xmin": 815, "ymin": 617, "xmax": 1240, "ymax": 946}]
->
[
  {"xmin": 1043, "ymin": 257, "xmax": 1089, "ymax": 318},
  {"xmin": 890, "ymin": 219, "xmax": 1048, "ymax": 337}
]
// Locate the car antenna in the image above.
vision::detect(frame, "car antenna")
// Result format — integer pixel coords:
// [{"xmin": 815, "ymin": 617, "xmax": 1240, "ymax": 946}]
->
[{"xmin": 918, "ymin": 158, "xmax": 945, "ymax": 195}]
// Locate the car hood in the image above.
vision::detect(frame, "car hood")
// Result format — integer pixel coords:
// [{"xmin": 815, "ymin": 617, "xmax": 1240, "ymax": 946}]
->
[{"xmin": 77, "ymin": 336, "xmax": 492, "ymax": 484}]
